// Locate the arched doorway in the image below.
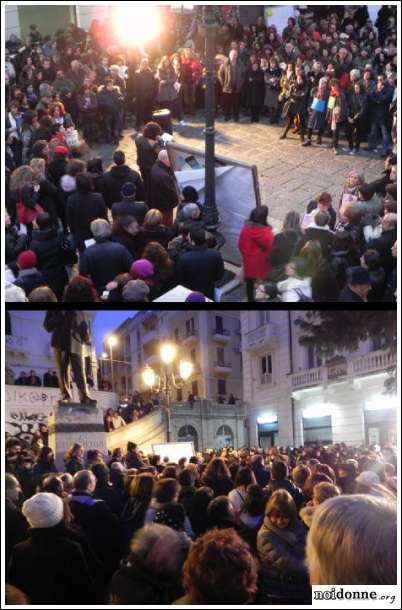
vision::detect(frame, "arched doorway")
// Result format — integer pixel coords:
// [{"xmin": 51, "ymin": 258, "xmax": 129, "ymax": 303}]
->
[
  {"xmin": 178, "ymin": 424, "xmax": 198, "ymax": 451},
  {"xmin": 215, "ymin": 425, "xmax": 234, "ymax": 449}
]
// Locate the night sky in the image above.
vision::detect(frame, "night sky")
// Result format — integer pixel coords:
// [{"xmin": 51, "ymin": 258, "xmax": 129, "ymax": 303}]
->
[{"xmin": 92, "ymin": 311, "xmax": 138, "ymax": 354}]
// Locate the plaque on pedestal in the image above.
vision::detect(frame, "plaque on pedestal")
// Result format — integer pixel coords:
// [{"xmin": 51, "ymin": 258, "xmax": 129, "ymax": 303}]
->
[{"xmin": 48, "ymin": 402, "xmax": 107, "ymax": 471}]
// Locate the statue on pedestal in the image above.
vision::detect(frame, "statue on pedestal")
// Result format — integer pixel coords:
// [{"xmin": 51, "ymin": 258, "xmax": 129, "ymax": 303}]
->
[{"xmin": 44, "ymin": 311, "xmax": 97, "ymax": 406}]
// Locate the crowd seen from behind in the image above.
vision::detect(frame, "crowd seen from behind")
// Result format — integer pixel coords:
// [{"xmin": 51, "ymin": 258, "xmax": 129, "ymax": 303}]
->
[
  {"xmin": 5, "ymin": 6, "xmax": 397, "ymax": 302},
  {"xmin": 5, "ymin": 435, "xmax": 397, "ymax": 605}
]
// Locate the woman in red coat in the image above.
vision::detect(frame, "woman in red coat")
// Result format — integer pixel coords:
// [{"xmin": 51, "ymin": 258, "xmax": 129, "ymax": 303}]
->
[{"xmin": 239, "ymin": 205, "xmax": 274, "ymax": 302}]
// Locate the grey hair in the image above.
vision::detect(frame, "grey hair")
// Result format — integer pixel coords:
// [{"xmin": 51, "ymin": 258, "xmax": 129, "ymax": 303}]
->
[
  {"xmin": 91, "ymin": 218, "xmax": 112, "ymax": 240},
  {"xmin": 130, "ymin": 523, "xmax": 181, "ymax": 571},
  {"xmin": 182, "ymin": 203, "xmax": 200, "ymax": 220},
  {"xmin": 350, "ymin": 68, "xmax": 361, "ymax": 80},
  {"xmin": 306, "ymin": 494, "xmax": 397, "ymax": 585}
]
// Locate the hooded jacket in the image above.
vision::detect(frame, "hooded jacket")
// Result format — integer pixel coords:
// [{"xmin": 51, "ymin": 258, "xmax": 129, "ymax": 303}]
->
[{"xmin": 238, "ymin": 221, "xmax": 274, "ymax": 279}]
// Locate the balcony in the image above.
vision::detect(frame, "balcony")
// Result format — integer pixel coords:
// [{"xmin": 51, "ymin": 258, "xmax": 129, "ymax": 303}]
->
[
  {"xmin": 290, "ymin": 349, "xmax": 396, "ymax": 391},
  {"xmin": 212, "ymin": 328, "xmax": 231, "ymax": 342},
  {"xmin": 234, "ymin": 346, "xmax": 242, "ymax": 354},
  {"xmin": 5, "ymin": 335, "xmax": 28, "ymax": 354},
  {"xmin": 214, "ymin": 361, "xmax": 233, "ymax": 373},
  {"xmin": 245, "ymin": 324, "xmax": 278, "ymax": 352},
  {"xmin": 145, "ymin": 354, "xmax": 160, "ymax": 367},
  {"xmin": 182, "ymin": 329, "xmax": 198, "ymax": 345},
  {"xmin": 142, "ymin": 328, "xmax": 159, "ymax": 346}
]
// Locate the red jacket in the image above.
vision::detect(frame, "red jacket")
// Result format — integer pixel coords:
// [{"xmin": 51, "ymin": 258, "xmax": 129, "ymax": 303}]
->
[{"xmin": 238, "ymin": 222, "xmax": 274, "ymax": 279}]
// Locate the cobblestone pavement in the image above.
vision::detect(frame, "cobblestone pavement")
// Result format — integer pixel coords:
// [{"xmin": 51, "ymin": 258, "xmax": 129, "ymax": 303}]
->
[{"xmin": 93, "ymin": 112, "xmax": 384, "ymax": 301}]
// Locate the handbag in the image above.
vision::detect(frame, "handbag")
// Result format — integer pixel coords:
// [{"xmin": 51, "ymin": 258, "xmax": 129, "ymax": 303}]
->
[
  {"xmin": 281, "ymin": 98, "xmax": 293, "ymax": 118},
  {"xmin": 311, "ymin": 97, "xmax": 326, "ymax": 112},
  {"xmin": 16, "ymin": 202, "xmax": 44, "ymax": 225}
]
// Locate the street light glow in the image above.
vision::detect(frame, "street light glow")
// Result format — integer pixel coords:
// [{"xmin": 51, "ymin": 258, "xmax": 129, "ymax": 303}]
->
[
  {"xmin": 102, "ymin": 353, "xmax": 108, "ymax": 359},
  {"xmin": 107, "ymin": 336, "xmax": 118, "ymax": 348},
  {"xmin": 142, "ymin": 366, "xmax": 156, "ymax": 388},
  {"xmin": 112, "ymin": 4, "xmax": 162, "ymax": 46},
  {"xmin": 179, "ymin": 360, "xmax": 193, "ymax": 381},
  {"xmin": 160, "ymin": 343, "xmax": 177, "ymax": 365}
]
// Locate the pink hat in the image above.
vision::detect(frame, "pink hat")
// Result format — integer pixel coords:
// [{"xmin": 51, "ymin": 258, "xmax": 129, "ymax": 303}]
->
[{"xmin": 130, "ymin": 259, "xmax": 154, "ymax": 279}]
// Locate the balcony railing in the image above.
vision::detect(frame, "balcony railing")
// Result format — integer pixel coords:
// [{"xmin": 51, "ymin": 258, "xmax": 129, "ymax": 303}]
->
[
  {"xmin": 290, "ymin": 349, "xmax": 396, "ymax": 391},
  {"xmin": 183, "ymin": 329, "xmax": 198, "ymax": 343},
  {"xmin": 260, "ymin": 373, "xmax": 273, "ymax": 385},
  {"xmin": 213, "ymin": 328, "xmax": 230, "ymax": 336},
  {"xmin": 214, "ymin": 361, "xmax": 232, "ymax": 369}
]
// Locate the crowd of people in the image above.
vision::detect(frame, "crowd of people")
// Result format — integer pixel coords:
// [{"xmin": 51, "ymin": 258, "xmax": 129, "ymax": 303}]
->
[
  {"xmin": 4, "ymin": 6, "xmax": 398, "ymax": 302},
  {"xmin": 5, "ymin": 437, "xmax": 397, "ymax": 604}
]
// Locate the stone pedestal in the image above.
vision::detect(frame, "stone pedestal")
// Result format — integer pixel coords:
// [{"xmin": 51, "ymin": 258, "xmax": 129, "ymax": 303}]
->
[{"xmin": 48, "ymin": 402, "xmax": 107, "ymax": 471}]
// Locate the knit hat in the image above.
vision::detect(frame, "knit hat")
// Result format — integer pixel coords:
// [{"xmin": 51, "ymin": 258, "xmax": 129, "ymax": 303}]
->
[
  {"xmin": 154, "ymin": 502, "xmax": 186, "ymax": 531},
  {"xmin": 185, "ymin": 291, "xmax": 206, "ymax": 302},
  {"xmin": 54, "ymin": 145, "xmax": 69, "ymax": 155},
  {"xmin": 130, "ymin": 259, "xmax": 154, "ymax": 279},
  {"xmin": 122, "ymin": 280, "xmax": 150, "ymax": 302},
  {"xmin": 347, "ymin": 266, "xmax": 371, "ymax": 286},
  {"xmin": 355, "ymin": 471, "xmax": 380, "ymax": 488},
  {"xmin": 121, "ymin": 182, "xmax": 136, "ymax": 198},
  {"xmin": 22, "ymin": 492, "xmax": 64, "ymax": 528},
  {"xmin": 17, "ymin": 250, "xmax": 37, "ymax": 270}
]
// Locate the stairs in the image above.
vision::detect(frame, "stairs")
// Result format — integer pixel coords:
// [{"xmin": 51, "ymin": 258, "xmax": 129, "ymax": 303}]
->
[{"xmin": 106, "ymin": 408, "xmax": 166, "ymax": 455}]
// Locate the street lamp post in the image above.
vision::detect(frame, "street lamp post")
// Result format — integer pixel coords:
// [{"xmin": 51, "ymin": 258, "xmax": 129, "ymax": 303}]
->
[
  {"xmin": 142, "ymin": 342, "xmax": 193, "ymax": 443},
  {"xmin": 202, "ymin": 5, "xmax": 219, "ymax": 230},
  {"xmin": 107, "ymin": 336, "xmax": 118, "ymax": 393}
]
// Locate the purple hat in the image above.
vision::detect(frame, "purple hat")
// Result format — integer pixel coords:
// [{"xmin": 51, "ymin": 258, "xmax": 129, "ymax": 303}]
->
[
  {"xmin": 130, "ymin": 259, "xmax": 154, "ymax": 279},
  {"xmin": 185, "ymin": 291, "xmax": 206, "ymax": 302}
]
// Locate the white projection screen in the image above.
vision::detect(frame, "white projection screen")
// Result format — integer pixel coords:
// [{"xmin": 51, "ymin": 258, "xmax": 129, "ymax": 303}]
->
[
  {"xmin": 152, "ymin": 442, "xmax": 195, "ymax": 463},
  {"xmin": 167, "ymin": 143, "xmax": 261, "ymax": 266}
]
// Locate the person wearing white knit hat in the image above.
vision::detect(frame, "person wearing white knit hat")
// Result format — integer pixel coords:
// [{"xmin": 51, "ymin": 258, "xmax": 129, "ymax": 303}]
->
[{"xmin": 22, "ymin": 492, "xmax": 64, "ymax": 529}]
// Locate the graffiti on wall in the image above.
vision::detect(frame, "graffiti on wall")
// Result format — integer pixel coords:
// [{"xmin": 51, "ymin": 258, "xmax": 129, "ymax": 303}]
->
[{"xmin": 7, "ymin": 410, "xmax": 49, "ymax": 444}]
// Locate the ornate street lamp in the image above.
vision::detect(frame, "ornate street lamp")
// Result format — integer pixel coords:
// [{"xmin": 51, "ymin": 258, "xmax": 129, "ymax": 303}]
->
[
  {"xmin": 142, "ymin": 342, "xmax": 194, "ymax": 442},
  {"xmin": 202, "ymin": 4, "xmax": 220, "ymax": 230}
]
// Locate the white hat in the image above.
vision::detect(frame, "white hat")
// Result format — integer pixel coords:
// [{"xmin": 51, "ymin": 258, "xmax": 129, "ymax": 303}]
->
[
  {"xmin": 22, "ymin": 492, "xmax": 64, "ymax": 528},
  {"xmin": 355, "ymin": 471, "xmax": 380, "ymax": 488}
]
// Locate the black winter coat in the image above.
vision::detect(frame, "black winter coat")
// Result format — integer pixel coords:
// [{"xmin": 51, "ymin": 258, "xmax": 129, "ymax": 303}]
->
[
  {"xmin": 69, "ymin": 491, "xmax": 123, "ymax": 578},
  {"xmin": 288, "ymin": 82, "xmax": 310, "ymax": 116},
  {"xmin": 100, "ymin": 165, "xmax": 145, "ymax": 208},
  {"xmin": 79, "ymin": 238, "xmax": 133, "ymax": 294},
  {"xmin": 5, "ymin": 499, "xmax": 28, "ymax": 570},
  {"xmin": 271, "ymin": 230, "xmax": 305, "ymax": 271},
  {"xmin": 37, "ymin": 178, "xmax": 58, "ymax": 220},
  {"xmin": 177, "ymin": 245, "xmax": 225, "ymax": 300},
  {"xmin": 13, "ymin": 268, "xmax": 44, "ymax": 298},
  {"xmin": 8, "ymin": 525, "xmax": 95, "ymax": 605},
  {"xmin": 66, "ymin": 191, "xmax": 108, "ymax": 250},
  {"xmin": 246, "ymin": 68, "xmax": 265, "ymax": 107},
  {"xmin": 304, "ymin": 227, "xmax": 333, "ymax": 260},
  {"xmin": 30, "ymin": 227, "xmax": 74, "ymax": 298},
  {"xmin": 5, "ymin": 227, "xmax": 27, "ymax": 264},
  {"xmin": 148, "ymin": 161, "xmax": 180, "ymax": 212},
  {"xmin": 366, "ymin": 229, "xmax": 397, "ymax": 276},
  {"xmin": 111, "ymin": 199, "xmax": 149, "ymax": 224},
  {"xmin": 369, "ymin": 85, "xmax": 394, "ymax": 122},
  {"xmin": 265, "ymin": 480, "xmax": 303, "ymax": 511}
]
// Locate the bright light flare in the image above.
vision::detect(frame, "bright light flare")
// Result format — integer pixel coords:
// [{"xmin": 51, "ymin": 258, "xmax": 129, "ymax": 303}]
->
[
  {"xmin": 107, "ymin": 335, "xmax": 118, "ymax": 348},
  {"xmin": 160, "ymin": 343, "xmax": 177, "ymax": 365},
  {"xmin": 112, "ymin": 4, "xmax": 161, "ymax": 46},
  {"xmin": 142, "ymin": 366, "xmax": 156, "ymax": 388},
  {"xmin": 179, "ymin": 360, "xmax": 193, "ymax": 381}
]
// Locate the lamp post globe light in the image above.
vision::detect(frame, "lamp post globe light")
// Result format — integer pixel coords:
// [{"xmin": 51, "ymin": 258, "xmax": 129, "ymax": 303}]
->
[{"xmin": 142, "ymin": 342, "xmax": 194, "ymax": 442}]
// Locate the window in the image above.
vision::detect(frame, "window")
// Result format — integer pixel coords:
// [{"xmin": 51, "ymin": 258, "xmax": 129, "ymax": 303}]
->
[
  {"xmin": 191, "ymin": 380, "xmax": 198, "ymax": 396},
  {"xmin": 186, "ymin": 319, "xmax": 195, "ymax": 335},
  {"xmin": 174, "ymin": 328, "xmax": 180, "ymax": 342},
  {"xmin": 124, "ymin": 336, "xmax": 131, "ymax": 361},
  {"xmin": 261, "ymin": 354, "xmax": 272, "ymax": 375},
  {"xmin": 217, "ymin": 379, "xmax": 226, "ymax": 395},
  {"xmin": 303, "ymin": 416, "xmax": 332, "ymax": 444},
  {"xmin": 217, "ymin": 347, "xmax": 224, "ymax": 365},
  {"xmin": 215, "ymin": 316, "xmax": 223, "ymax": 331},
  {"xmin": 177, "ymin": 388, "xmax": 183, "ymax": 402},
  {"xmin": 307, "ymin": 347, "xmax": 322, "ymax": 369},
  {"xmin": 190, "ymin": 349, "xmax": 196, "ymax": 364}
]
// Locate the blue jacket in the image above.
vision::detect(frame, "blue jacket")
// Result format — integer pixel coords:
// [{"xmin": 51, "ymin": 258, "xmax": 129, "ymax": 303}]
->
[
  {"xmin": 369, "ymin": 85, "xmax": 394, "ymax": 122},
  {"xmin": 177, "ymin": 245, "xmax": 225, "ymax": 300}
]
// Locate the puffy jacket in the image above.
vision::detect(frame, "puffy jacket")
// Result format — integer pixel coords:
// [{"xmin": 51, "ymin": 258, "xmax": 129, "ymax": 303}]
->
[
  {"xmin": 239, "ymin": 222, "xmax": 275, "ymax": 279},
  {"xmin": 257, "ymin": 517, "xmax": 308, "ymax": 584},
  {"xmin": 30, "ymin": 227, "xmax": 74, "ymax": 297},
  {"xmin": 100, "ymin": 165, "xmax": 145, "ymax": 208}
]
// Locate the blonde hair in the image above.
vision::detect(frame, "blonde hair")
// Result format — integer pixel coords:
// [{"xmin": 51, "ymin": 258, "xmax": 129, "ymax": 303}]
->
[
  {"xmin": 313, "ymin": 482, "xmax": 340, "ymax": 505},
  {"xmin": 9, "ymin": 165, "xmax": 34, "ymax": 192},
  {"xmin": 144, "ymin": 209, "xmax": 163, "ymax": 229},
  {"xmin": 30, "ymin": 157, "xmax": 46, "ymax": 181},
  {"xmin": 306, "ymin": 495, "xmax": 397, "ymax": 585}
]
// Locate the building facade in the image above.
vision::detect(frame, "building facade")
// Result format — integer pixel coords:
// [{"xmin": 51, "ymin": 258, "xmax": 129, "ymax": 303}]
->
[
  {"xmin": 103, "ymin": 310, "xmax": 245, "ymax": 449},
  {"xmin": 241, "ymin": 311, "xmax": 397, "ymax": 448}
]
